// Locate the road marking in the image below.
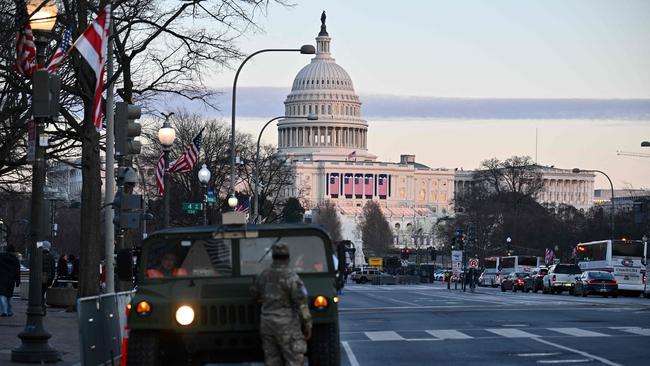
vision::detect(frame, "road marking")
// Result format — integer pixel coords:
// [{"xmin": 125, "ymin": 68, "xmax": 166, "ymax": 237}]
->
[
  {"xmin": 425, "ymin": 329, "xmax": 473, "ymax": 339},
  {"xmin": 364, "ymin": 331, "xmax": 405, "ymax": 341},
  {"xmin": 548, "ymin": 328, "xmax": 610, "ymax": 337},
  {"xmin": 341, "ymin": 341, "xmax": 360, "ymax": 366},
  {"xmin": 517, "ymin": 353, "xmax": 561, "ymax": 357},
  {"xmin": 532, "ymin": 337, "xmax": 622, "ymax": 366},
  {"xmin": 486, "ymin": 328, "xmax": 539, "ymax": 338},
  {"xmin": 537, "ymin": 359, "xmax": 592, "ymax": 364},
  {"xmin": 609, "ymin": 326, "xmax": 650, "ymax": 336},
  {"xmin": 503, "ymin": 324, "xmax": 528, "ymax": 327}
]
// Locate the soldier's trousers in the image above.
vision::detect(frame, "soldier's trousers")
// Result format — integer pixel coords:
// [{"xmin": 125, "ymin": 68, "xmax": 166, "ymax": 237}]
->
[{"xmin": 260, "ymin": 317, "xmax": 307, "ymax": 366}]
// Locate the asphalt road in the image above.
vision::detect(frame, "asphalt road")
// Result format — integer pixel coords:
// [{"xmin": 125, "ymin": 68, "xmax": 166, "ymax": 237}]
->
[{"xmin": 338, "ymin": 283, "xmax": 650, "ymax": 366}]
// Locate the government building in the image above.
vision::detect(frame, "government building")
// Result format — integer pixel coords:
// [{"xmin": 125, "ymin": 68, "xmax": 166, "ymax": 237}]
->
[{"xmin": 278, "ymin": 14, "xmax": 455, "ymax": 261}]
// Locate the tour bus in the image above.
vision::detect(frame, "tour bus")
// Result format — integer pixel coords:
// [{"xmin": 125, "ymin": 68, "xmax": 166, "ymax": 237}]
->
[
  {"xmin": 499, "ymin": 255, "xmax": 541, "ymax": 276},
  {"xmin": 576, "ymin": 239, "xmax": 647, "ymax": 296},
  {"xmin": 479, "ymin": 257, "xmax": 501, "ymax": 287}
]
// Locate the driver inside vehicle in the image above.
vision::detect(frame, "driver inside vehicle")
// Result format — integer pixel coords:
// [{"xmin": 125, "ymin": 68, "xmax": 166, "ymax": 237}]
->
[{"xmin": 146, "ymin": 252, "xmax": 188, "ymax": 278}]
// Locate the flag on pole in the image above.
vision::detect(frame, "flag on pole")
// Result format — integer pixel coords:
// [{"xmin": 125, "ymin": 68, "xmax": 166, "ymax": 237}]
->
[
  {"xmin": 235, "ymin": 196, "xmax": 250, "ymax": 214},
  {"xmin": 72, "ymin": 5, "xmax": 111, "ymax": 131},
  {"xmin": 15, "ymin": 0, "xmax": 36, "ymax": 78},
  {"xmin": 47, "ymin": 23, "xmax": 74, "ymax": 73},
  {"xmin": 155, "ymin": 152, "xmax": 165, "ymax": 195},
  {"xmin": 167, "ymin": 128, "xmax": 204, "ymax": 173}
]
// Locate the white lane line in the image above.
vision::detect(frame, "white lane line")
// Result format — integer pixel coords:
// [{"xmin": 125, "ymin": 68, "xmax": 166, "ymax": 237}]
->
[
  {"xmin": 517, "ymin": 353, "xmax": 561, "ymax": 357},
  {"xmin": 609, "ymin": 326, "xmax": 650, "ymax": 336},
  {"xmin": 425, "ymin": 329, "xmax": 474, "ymax": 339},
  {"xmin": 503, "ymin": 324, "xmax": 528, "ymax": 327},
  {"xmin": 485, "ymin": 328, "xmax": 539, "ymax": 338},
  {"xmin": 364, "ymin": 331, "xmax": 405, "ymax": 341},
  {"xmin": 532, "ymin": 337, "xmax": 622, "ymax": 366},
  {"xmin": 537, "ymin": 359, "xmax": 592, "ymax": 364},
  {"xmin": 548, "ymin": 328, "xmax": 610, "ymax": 337},
  {"xmin": 341, "ymin": 341, "xmax": 360, "ymax": 366}
]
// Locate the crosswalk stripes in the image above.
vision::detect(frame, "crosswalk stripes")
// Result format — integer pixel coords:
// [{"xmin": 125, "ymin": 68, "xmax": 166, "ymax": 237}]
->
[
  {"xmin": 425, "ymin": 329, "xmax": 473, "ymax": 339},
  {"xmin": 548, "ymin": 328, "xmax": 610, "ymax": 337},
  {"xmin": 485, "ymin": 328, "xmax": 539, "ymax": 338},
  {"xmin": 357, "ymin": 327, "xmax": 650, "ymax": 342}
]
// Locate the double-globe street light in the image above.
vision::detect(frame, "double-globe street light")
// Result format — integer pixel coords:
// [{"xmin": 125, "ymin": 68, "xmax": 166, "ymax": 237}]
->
[
  {"xmin": 252, "ymin": 114, "xmax": 317, "ymax": 223},
  {"xmin": 572, "ymin": 168, "xmax": 615, "ymax": 239},
  {"xmin": 198, "ymin": 164, "xmax": 211, "ymax": 225},
  {"xmin": 228, "ymin": 45, "xmax": 316, "ymax": 209},
  {"xmin": 12, "ymin": 0, "xmax": 60, "ymax": 362},
  {"xmin": 158, "ymin": 113, "xmax": 176, "ymax": 228}
]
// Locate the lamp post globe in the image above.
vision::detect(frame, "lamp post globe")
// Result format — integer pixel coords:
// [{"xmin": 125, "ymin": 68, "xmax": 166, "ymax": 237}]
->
[
  {"xmin": 198, "ymin": 164, "xmax": 211, "ymax": 185},
  {"xmin": 158, "ymin": 123, "xmax": 176, "ymax": 148},
  {"xmin": 198, "ymin": 164, "xmax": 211, "ymax": 225},
  {"xmin": 228, "ymin": 195, "xmax": 238, "ymax": 209},
  {"xmin": 27, "ymin": 0, "xmax": 58, "ymax": 33}
]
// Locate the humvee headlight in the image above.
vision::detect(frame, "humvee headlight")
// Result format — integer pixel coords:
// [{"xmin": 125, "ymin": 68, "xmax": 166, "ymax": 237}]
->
[
  {"xmin": 333, "ymin": 296, "xmax": 339, "ymax": 304},
  {"xmin": 175, "ymin": 305, "xmax": 195, "ymax": 326},
  {"xmin": 313, "ymin": 295, "xmax": 329, "ymax": 309},
  {"xmin": 135, "ymin": 301, "xmax": 151, "ymax": 316}
]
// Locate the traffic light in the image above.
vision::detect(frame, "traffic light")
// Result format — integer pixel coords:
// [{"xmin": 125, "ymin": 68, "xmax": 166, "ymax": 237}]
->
[
  {"xmin": 115, "ymin": 102, "xmax": 142, "ymax": 160},
  {"xmin": 467, "ymin": 224, "xmax": 476, "ymax": 243},
  {"xmin": 32, "ymin": 70, "xmax": 61, "ymax": 119},
  {"xmin": 400, "ymin": 248, "xmax": 409, "ymax": 260},
  {"xmin": 113, "ymin": 187, "xmax": 143, "ymax": 230}
]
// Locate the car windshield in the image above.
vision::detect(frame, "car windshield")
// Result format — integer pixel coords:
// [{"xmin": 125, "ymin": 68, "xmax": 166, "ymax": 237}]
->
[
  {"xmin": 588, "ymin": 271, "xmax": 614, "ymax": 280},
  {"xmin": 515, "ymin": 272, "xmax": 528, "ymax": 278},
  {"xmin": 240, "ymin": 235, "xmax": 330, "ymax": 275},
  {"xmin": 143, "ymin": 238, "xmax": 233, "ymax": 279},
  {"xmin": 538, "ymin": 268, "xmax": 548, "ymax": 275},
  {"xmin": 554, "ymin": 265, "xmax": 581, "ymax": 274}
]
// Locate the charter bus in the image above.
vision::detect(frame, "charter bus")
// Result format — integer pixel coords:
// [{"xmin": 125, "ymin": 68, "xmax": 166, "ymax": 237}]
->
[
  {"xmin": 479, "ymin": 257, "xmax": 500, "ymax": 287},
  {"xmin": 499, "ymin": 255, "xmax": 541, "ymax": 276},
  {"xmin": 576, "ymin": 239, "xmax": 647, "ymax": 295}
]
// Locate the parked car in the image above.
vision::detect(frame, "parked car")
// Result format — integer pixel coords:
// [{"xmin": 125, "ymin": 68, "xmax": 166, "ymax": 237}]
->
[
  {"xmin": 500, "ymin": 272, "xmax": 532, "ymax": 292},
  {"xmin": 498, "ymin": 269, "xmax": 512, "ymax": 285},
  {"xmin": 434, "ymin": 270, "xmax": 447, "ymax": 281},
  {"xmin": 543, "ymin": 263, "xmax": 582, "ymax": 294},
  {"xmin": 530, "ymin": 266, "xmax": 549, "ymax": 293},
  {"xmin": 573, "ymin": 271, "xmax": 618, "ymax": 298},
  {"xmin": 350, "ymin": 268, "xmax": 382, "ymax": 284},
  {"xmin": 478, "ymin": 269, "xmax": 500, "ymax": 287}
]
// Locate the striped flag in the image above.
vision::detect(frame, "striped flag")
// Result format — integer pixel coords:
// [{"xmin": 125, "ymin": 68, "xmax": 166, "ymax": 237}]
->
[
  {"xmin": 15, "ymin": 0, "xmax": 36, "ymax": 78},
  {"xmin": 167, "ymin": 128, "xmax": 204, "ymax": 173},
  {"xmin": 155, "ymin": 152, "xmax": 165, "ymax": 195},
  {"xmin": 72, "ymin": 5, "xmax": 111, "ymax": 131},
  {"xmin": 47, "ymin": 23, "xmax": 74, "ymax": 73},
  {"xmin": 235, "ymin": 197, "xmax": 250, "ymax": 214}
]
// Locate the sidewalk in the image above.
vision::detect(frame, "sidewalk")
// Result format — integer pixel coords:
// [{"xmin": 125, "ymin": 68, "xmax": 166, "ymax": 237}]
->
[{"xmin": 0, "ymin": 297, "xmax": 80, "ymax": 366}]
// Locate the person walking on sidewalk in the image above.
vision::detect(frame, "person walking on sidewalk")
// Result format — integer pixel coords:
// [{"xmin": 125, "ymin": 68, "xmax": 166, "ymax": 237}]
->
[
  {"xmin": 41, "ymin": 241, "xmax": 55, "ymax": 310},
  {"xmin": 0, "ymin": 245, "xmax": 21, "ymax": 316}
]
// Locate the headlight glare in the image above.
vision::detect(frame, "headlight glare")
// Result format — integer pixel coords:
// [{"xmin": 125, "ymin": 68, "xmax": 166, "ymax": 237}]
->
[{"xmin": 175, "ymin": 305, "xmax": 195, "ymax": 325}]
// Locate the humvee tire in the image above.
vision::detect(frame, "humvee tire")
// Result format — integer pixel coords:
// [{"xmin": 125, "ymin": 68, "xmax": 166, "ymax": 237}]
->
[
  {"xmin": 127, "ymin": 330, "xmax": 160, "ymax": 366},
  {"xmin": 308, "ymin": 322, "xmax": 341, "ymax": 366}
]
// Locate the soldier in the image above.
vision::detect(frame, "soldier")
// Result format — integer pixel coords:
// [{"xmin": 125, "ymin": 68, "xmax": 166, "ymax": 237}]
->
[{"xmin": 252, "ymin": 242, "xmax": 312, "ymax": 366}]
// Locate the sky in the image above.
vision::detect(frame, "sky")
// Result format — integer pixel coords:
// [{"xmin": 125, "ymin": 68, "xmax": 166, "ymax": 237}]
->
[
  {"xmin": 208, "ymin": 0, "xmax": 650, "ymax": 99},
  {"xmin": 184, "ymin": 0, "xmax": 650, "ymax": 190}
]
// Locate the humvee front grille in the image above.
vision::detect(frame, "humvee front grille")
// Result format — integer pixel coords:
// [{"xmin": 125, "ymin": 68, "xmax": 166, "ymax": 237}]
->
[{"xmin": 199, "ymin": 304, "xmax": 258, "ymax": 326}]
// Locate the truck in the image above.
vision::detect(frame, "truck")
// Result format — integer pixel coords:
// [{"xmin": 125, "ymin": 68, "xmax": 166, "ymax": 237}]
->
[{"xmin": 117, "ymin": 212, "xmax": 344, "ymax": 365}]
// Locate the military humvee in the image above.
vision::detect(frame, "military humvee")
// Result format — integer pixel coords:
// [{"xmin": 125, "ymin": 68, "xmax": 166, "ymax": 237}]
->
[{"xmin": 117, "ymin": 213, "xmax": 344, "ymax": 366}]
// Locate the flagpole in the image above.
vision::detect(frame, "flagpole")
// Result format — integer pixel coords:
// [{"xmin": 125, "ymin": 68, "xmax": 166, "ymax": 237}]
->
[{"xmin": 103, "ymin": 2, "xmax": 115, "ymax": 293}]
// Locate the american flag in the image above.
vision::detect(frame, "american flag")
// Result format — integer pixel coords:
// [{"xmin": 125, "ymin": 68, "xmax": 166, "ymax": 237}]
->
[
  {"xmin": 235, "ymin": 196, "xmax": 250, "ymax": 214},
  {"xmin": 167, "ymin": 128, "xmax": 204, "ymax": 173},
  {"xmin": 155, "ymin": 151, "xmax": 165, "ymax": 195},
  {"xmin": 15, "ymin": 0, "xmax": 36, "ymax": 78},
  {"xmin": 72, "ymin": 5, "xmax": 111, "ymax": 131},
  {"xmin": 47, "ymin": 23, "xmax": 74, "ymax": 73}
]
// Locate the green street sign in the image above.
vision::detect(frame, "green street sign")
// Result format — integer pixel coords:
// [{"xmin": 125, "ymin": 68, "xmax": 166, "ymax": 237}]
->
[
  {"xmin": 206, "ymin": 196, "xmax": 216, "ymax": 203},
  {"xmin": 182, "ymin": 202, "xmax": 203, "ymax": 214}
]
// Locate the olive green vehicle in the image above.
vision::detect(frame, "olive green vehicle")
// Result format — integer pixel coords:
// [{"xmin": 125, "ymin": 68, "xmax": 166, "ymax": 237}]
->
[{"xmin": 117, "ymin": 217, "xmax": 344, "ymax": 366}]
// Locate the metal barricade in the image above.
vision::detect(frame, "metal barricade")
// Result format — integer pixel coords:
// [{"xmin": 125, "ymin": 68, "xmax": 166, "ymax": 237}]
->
[{"xmin": 77, "ymin": 291, "xmax": 134, "ymax": 366}]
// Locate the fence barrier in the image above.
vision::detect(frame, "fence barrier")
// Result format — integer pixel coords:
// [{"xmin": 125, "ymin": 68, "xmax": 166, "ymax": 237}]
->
[{"xmin": 77, "ymin": 291, "xmax": 133, "ymax": 366}]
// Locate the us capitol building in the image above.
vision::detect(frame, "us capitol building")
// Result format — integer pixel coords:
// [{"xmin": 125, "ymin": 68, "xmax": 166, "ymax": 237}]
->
[{"xmin": 277, "ymin": 13, "xmax": 455, "ymax": 259}]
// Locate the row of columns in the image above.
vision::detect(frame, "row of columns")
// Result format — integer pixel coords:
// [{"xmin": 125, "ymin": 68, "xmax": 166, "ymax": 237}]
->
[
  {"xmin": 279, "ymin": 126, "xmax": 367, "ymax": 149},
  {"xmin": 286, "ymin": 103, "xmax": 360, "ymax": 117}
]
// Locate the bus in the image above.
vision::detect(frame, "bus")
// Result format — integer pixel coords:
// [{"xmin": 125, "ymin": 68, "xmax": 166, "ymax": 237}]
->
[
  {"xmin": 479, "ymin": 256, "xmax": 501, "ymax": 287},
  {"xmin": 576, "ymin": 239, "xmax": 647, "ymax": 295},
  {"xmin": 499, "ymin": 255, "xmax": 541, "ymax": 275}
]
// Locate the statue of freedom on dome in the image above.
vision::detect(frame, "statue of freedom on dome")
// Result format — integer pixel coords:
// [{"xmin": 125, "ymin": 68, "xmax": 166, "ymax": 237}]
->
[{"xmin": 321, "ymin": 11, "xmax": 326, "ymax": 26}]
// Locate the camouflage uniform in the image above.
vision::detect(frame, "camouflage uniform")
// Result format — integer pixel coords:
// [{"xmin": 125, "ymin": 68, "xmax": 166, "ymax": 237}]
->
[{"xmin": 253, "ymin": 243, "xmax": 312, "ymax": 366}]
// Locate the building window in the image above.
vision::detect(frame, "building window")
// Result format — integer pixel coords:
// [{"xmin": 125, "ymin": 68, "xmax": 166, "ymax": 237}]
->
[{"xmin": 328, "ymin": 105, "xmax": 332, "ymax": 114}]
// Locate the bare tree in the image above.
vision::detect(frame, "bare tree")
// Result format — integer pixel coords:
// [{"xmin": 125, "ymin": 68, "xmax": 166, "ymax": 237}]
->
[
  {"xmin": 357, "ymin": 200, "xmax": 392, "ymax": 257},
  {"xmin": 314, "ymin": 201, "xmax": 342, "ymax": 242}
]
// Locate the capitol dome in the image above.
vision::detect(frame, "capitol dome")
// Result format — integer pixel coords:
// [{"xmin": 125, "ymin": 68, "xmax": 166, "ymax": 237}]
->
[{"xmin": 277, "ymin": 12, "xmax": 376, "ymax": 162}]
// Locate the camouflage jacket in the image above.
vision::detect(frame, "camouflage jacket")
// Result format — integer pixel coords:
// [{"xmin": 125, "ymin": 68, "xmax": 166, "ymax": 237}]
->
[{"xmin": 252, "ymin": 262, "xmax": 312, "ymax": 327}]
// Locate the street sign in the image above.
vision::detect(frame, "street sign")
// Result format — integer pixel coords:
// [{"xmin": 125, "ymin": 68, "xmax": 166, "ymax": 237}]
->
[
  {"xmin": 368, "ymin": 257, "xmax": 383, "ymax": 269},
  {"xmin": 452, "ymin": 250, "xmax": 463, "ymax": 276},
  {"xmin": 206, "ymin": 196, "xmax": 216, "ymax": 204},
  {"xmin": 469, "ymin": 258, "xmax": 479, "ymax": 269},
  {"xmin": 182, "ymin": 202, "xmax": 203, "ymax": 214}
]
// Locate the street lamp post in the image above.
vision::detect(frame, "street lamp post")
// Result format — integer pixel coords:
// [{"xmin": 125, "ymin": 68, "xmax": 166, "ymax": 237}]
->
[
  {"xmin": 252, "ymin": 114, "xmax": 317, "ymax": 223},
  {"xmin": 229, "ymin": 45, "xmax": 316, "ymax": 208},
  {"xmin": 573, "ymin": 168, "xmax": 615, "ymax": 239},
  {"xmin": 506, "ymin": 237, "xmax": 512, "ymax": 256},
  {"xmin": 198, "ymin": 164, "xmax": 211, "ymax": 225},
  {"xmin": 12, "ymin": 0, "xmax": 60, "ymax": 362},
  {"xmin": 158, "ymin": 113, "xmax": 176, "ymax": 228}
]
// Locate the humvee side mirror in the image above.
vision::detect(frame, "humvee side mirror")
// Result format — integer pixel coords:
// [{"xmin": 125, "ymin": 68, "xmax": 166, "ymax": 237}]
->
[{"xmin": 116, "ymin": 248, "xmax": 134, "ymax": 281}]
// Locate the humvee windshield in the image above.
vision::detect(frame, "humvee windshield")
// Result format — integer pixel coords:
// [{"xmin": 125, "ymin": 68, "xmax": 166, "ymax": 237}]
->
[{"xmin": 143, "ymin": 235, "xmax": 330, "ymax": 279}]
